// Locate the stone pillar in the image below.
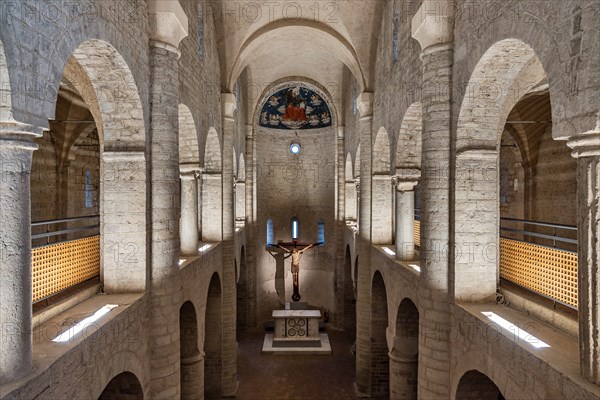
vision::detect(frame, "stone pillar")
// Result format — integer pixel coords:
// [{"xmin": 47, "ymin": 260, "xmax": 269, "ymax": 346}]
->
[
  {"xmin": 567, "ymin": 130, "xmax": 600, "ymax": 385},
  {"xmin": 180, "ymin": 165, "xmax": 200, "ymax": 256},
  {"xmin": 148, "ymin": 2, "xmax": 188, "ymax": 396},
  {"xmin": 0, "ymin": 121, "xmax": 42, "ymax": 382},
  {"xmin": 202, "ymin": 173, "xmax": 222, "ymax": 241},
  {"xmin": 371, "ymin": 174, "xmax": 393, "ymax": 244},
  {"xmin": 221, "ymin": 93, "xmax": 238, "ymax": 396},
  {"xmin": 395, "ymin": 171, "xmax": 420, "ymax": 261},
  {"xmin": 389, "ymin": 351, "xmax": 419, "ymax": 400},
  {"xmin": 197, "ymin": 168, "xmax": 203, "ymax": 239},
  {"xmin": 355, "ymin": 92, "xmax": 374, "ymax": 396},
  {"xmin": 412, "ymin": 2, "xmax": 454, "ymax": 398},
  {"xmin": 334, "ymin": 126, "xmax": 346, "ymax": 328},
  {"xmin": 245, "ymin": 124, "xmax": 257, "ymax": 327}
]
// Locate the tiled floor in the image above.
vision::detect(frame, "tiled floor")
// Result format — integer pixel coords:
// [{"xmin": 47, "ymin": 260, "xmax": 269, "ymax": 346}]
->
[{"xmin": 236, "ymin": 328, "xmax": 357, "ymax": 400}]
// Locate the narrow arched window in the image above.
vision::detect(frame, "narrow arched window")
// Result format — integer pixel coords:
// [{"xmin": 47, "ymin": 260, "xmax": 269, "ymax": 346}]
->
[
  {"xmin": 291, "ymin": 217, "xmax": 299, "ymax": 241},
  {"xmin": 392, "ymin": 9, "xmax": 400, "ymax": 63},
  {"xmin": 198, "ymin": 5, "xmax": 204, "ymax": 62},
  {"xmin": 317, "ymin": 219, "xmax": 325, "ymax": 245},
  {"xmin": 266, "ymin": 219, "xmax": 274, "ymax": 245},
  {"xmin": 85, "ymin": 169, "xmax": 93, "ymax": 208}
]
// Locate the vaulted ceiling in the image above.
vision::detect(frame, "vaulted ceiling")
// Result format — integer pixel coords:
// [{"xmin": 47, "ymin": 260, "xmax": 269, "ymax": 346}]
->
[{"xmin": 212, "ymin": 0, "xmax": 385, "ymax": 122}]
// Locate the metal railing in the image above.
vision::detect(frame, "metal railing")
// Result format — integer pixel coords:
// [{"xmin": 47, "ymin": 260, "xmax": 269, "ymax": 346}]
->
[
  {"xmin": 31, "ymin": 215, "xmax": 100, "ymax": 303},
  {"xmin": 499, "ymin": 217, "xmax": 578, "ymax": 309},
  {"xmin": 500, "ymin": 217, "xmax": 577, "ymax": 249},
  {"xmin": 31, "ymin": 215, "xmax": 100, "ymax": 245}
]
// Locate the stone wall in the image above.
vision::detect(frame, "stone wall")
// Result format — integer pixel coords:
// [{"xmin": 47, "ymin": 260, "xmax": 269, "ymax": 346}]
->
[{"xmin": 255, "ymin": 125, "xmax": 336, "ymax": 323}]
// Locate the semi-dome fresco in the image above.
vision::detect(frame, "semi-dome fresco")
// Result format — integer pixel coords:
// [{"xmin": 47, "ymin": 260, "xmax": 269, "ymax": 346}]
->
[{"xmin": 259, "ymin": 86, "xmax": 332, "ymax": 130}]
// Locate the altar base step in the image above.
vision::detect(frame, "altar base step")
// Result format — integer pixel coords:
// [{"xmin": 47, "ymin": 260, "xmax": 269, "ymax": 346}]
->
[{"xmin": 262, "ymin": 333, "xmax": 332, "ymax": 355}]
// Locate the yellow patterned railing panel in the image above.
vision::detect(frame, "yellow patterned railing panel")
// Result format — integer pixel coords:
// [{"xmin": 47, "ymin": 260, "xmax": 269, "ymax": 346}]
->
[
  {"xmin": 500, "ymin": 238, "xmax": 578, "ymax": 308},
  {"xmin": 414, "ymin": 220, "xmax": 421, "ymax": 248},
  {"xmin": 32, "ymin": 235, "xmax": 100, "ymax": 303}
]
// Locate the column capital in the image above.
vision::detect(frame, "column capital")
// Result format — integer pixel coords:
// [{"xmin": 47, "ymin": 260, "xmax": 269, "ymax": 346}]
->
[
  {"xmin": 567, "ymin": 129, "xmax": 600, "ymax": 158},
  {"xmin": 180, "ymin": 163, "xmax": 201, "ymax": 180},
  {"xmin": 245, "ymin": 124, "xmax": 254, "ymax": 139},
  {"xmin": 357, "ymin": 92, "xmax": 374, "ymax": 119},
  {"xmin": 222, "ymin": 93, "xmax": 237, "ymax": 120},
  {"xmin": 411, "ymin": 0, "xmax": 454, "ymax": 53},
  {"xmin": 394, "ymin": 167, "xmax": 421, "ymax": 191},
  {"xmin": 148, "ymin": 0, "xmax": 188, "ymax": 51},
  {"xmin": 0, "ymin": 120, "xmax": 44, "ymax": 141}
]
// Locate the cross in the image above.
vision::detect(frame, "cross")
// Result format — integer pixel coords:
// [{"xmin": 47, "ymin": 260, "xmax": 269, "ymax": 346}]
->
[{"xmin": 266, "ymin": 240, "xmax": 323, "ymax": 302}]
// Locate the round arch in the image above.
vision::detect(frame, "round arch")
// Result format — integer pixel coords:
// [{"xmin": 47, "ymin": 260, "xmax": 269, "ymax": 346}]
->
[
  {"xmin": 204, "ymin": 272, "xmax": 223, "ymax": 399},
  {"xmin": 180, "ymin": 301, "xmax": 201, "ymax": 399},
  {"xmin": 203, "ymin": 127, "xmax": 222, "ymax": 173},
  {"xmin": 252, "ymin": 76, "xmax": 339, "ymax": 128},
  {"xmin": 179, "ymin": 104, "xmax": 200, "ymax": 165},
  {"xmin": 98, "ymin": 371, "xmax": 144, "ymax": 399},
  {"xmin": 455, "ymin": 370, "xmax": 505, "ymax": 400},
  {"xmin": 453, "ymin": 39, "xmax": 550, "ymax": 302},
  {"xmin": 396, "ymin": 102, "xmax": 422, "ymax": 170},
  {"xmin": 373, "ymin": 127, "xmax": 392, "ymax": 175},
  {"xmin": 228, "ymin": 20, "xmax": 366, "ymax": 92},
  {"xmin": 47, "ymin": 39, "xmax": 147, "ymax": 293},
  {"xmin": 0, "ymin": 39, "xmax": 12, "ymax": 122},
  {"xmin": 370, "ymin": 270, "xmax": 390, "ymax": 397}
]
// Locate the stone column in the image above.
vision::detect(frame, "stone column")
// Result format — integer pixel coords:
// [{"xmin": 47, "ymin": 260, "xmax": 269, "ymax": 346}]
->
[
  {"xmin": 180, "ymin": 165, "xmax": 200, "ymax": 256},
  {"xmin": 395, "ymin": 170, "xmax": 420, "ymax": 261},
  {"xmin": 355, "ymin": 92, "xmax": 375, "ymax": 396},
  {"xmin": 334, "ymin": 126, "xmax": 346, "ymax": 328},
  {"xmin": 148, "ymin": 2, "xmax": 188, "ymax": 397},
  {"xmin": 221, "ymin": 93, "xmax": 238, "ymax": 396},
  {"xmin": 567, "ymin": 130, "xmax": 600, "ymax": 385},
  {"xmin": 197, "ymin": 168, "xmax": 203, "ymax": 239},
  {"xmin": 0, "ymin": 121, "xmax": 42, "ymax": 382},
  {"xmin": 389, "ymin": 351, "xmax": 419, "ymax": 400},
  {"xmin": 412, "ymin": 1, "xmax": 454, "ymax": 398},
  {"xmin": 245, "ymin": 124, "xmax": 257, "ymax": 327}
]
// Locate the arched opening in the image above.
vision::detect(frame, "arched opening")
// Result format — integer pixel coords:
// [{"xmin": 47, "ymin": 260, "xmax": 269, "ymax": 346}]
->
[
  {"xmin": 372, "ymin": 127, "xmax": 393, "ymax": 244},
  {"xmin": 204, "ymin": 273, "xmax": 222, "ymax": 399},
  {"xmin": 454, "ymin": 38, "xmax": 576, "ymax": 306},
  {"xmin": 395, "ymin": 103, "xmax": 422, "ymax": 259},
  {"xmin": 343, "ymin": 245, "xmax": 356, "ymax": 333},
  {"xmin": 455, "ymin": 370, "xmax": 505, "ymax": 400},
  {"xmin": 345, "ymin": 153, "xmax": 358, "ymax": 223},
  {"xmin": 202, "ymin": 127, "xmax": 222, "ymax": 241},
  {"xmin": 0, "ymin": 39, "xmax": 11, "ymax": 121},
  {"xmin": 371, "ymin": 271, "xmax": 389, "ymax": 398},
  {"xmin": 235, "ymin": 153, "xmax": 246, "ymax": 227},
  {"xmin": 237, "ymin": 247, "xmax": 248, "ymax": 335},
  {"xmin": 179, "ymin": 104, "xmax": 200, "ymax": 256},
  {"xmin": 98, "ymin": 371, "xmax": 143, "ymax": 400},
  {"xmin": 180, "ymin": 301, "xmax": 201, "ymax": 399},
  {"xmin": 498, "ymin": 89, "xmax": 578, "ymax": 309},
  {"xmin": 390, "ymin": 298, "xmax": 419, "ymax": 399},
  {"xmin": 30, "ymin": 39, "xmax": 146, "ymax": 307}
]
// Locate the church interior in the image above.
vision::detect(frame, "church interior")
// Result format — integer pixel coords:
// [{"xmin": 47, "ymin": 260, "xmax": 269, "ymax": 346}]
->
[{"xmin": 0, "ymin": 0, "xmax": 599, "ymax": 399}]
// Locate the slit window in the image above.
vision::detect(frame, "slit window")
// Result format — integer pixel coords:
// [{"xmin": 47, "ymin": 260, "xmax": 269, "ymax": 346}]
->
[{"xmin": 291, "ymin": 217, "xmax": 299, "ymax": 241}]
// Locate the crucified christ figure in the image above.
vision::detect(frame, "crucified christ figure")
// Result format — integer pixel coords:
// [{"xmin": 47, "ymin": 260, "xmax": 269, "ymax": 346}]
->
[{"xmin": 277, "ymin": 242, "xmax": 320, "ymax": 302}]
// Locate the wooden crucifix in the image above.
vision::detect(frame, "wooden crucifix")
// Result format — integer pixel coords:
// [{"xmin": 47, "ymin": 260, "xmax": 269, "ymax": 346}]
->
[{"xmin": 267, "ymin": 240, "xmax": 323, "ymax": 302}]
